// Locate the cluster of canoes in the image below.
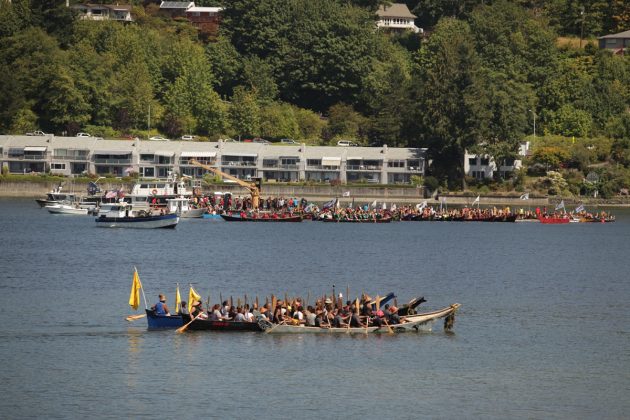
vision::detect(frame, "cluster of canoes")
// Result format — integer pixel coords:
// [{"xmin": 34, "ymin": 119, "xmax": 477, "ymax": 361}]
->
[{"xmin": 215, "ymin": 205, "xmax": 615, "ymax": 224}]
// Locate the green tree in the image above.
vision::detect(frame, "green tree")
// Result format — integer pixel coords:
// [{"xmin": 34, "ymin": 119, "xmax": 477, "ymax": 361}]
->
[
  {"xmin": 326, "ymin": 103, "xmax": 367, "ymax": 143},
  {"xmin": 9, "ymin": 107, "xmax": 37, "ymax": 134},
  {"xmin": 412, "ymin": 18, "xmax": 482, "ymax": 186},
  {"xmin": 259, "ymin": 102, "xmax": 300, "ymax": 139},
  {"xmin": 39, "ymin": 65, "xmax": 91, "ymax": 132},
  {"xmin": 229, "ymin": 86, "xmax": 260, "ymax": 137},
  {"xmin": 295, "ymin": 107, "xmax": 326, "ymax": 141},
  {"xmin": 241, "ymin": 55, "xmax": 279, "ymax": 104},
  {"xmin": 548, "ymin": 104, "xmax": 593, "ymax": 137},
  {"xmin": 276, "ymin": 0, "xmax": 376, "ymax": 110},
  {"xmin": 205, "ymin": 35, "xmax": 242, "ymax": 97}
]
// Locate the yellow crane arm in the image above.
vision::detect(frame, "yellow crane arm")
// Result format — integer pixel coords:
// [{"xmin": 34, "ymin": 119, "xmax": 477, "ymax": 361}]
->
[{"xmin": 189, "ymin": 158, "xmax": 260, "ymax": 208}]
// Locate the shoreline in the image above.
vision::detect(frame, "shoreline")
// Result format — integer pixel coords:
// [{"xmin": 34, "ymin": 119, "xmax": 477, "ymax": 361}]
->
[{"xmin": 1, "ymin": 180, "xmax": 629, "ymax": 207}]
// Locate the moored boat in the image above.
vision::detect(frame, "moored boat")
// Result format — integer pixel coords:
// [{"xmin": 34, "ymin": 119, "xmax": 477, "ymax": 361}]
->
[
  {"xmin": 95, "ymin": 203, "xmax": 179, "ymax": 228},
  {"xmin": 166, "ymin": 197, "xmax": 205, "ymax": 218},
  {"xmin": 45, "ymin": 202, "xmax": 89, "ymax": 215}
]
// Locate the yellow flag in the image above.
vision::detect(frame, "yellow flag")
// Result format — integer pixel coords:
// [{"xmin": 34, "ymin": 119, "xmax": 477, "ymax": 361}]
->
[
  {"xmin": 175, "ymin": 285, "xmax": 181, "ymax": 314},
  {"xmin": 188, "ymin": 286, "xmax": 201, "ymax": 313},
  {"xmin": 128, "ymin": 269, "xmax": 142, "ymax": 310}
]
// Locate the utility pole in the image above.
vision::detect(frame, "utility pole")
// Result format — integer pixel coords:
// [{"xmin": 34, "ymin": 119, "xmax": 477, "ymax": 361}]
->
[
  {"xmin": 529, "ymin": 109, "xmax": 536, "ymax": 138},
  {"xmin": 580, "ymin": 7, "xmax": 585, "ymax": 49}
]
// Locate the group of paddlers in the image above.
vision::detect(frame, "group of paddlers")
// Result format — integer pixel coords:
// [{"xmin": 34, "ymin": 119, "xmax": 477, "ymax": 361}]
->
[{"xmin": 161, "ymin": 293, "xmax": 413, "ymax": 328}]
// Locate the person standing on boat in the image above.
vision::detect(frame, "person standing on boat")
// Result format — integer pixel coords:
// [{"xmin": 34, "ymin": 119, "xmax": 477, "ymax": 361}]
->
[{"xmin": 151, "ymin": 294, "xmax": 170, "ymax": 316}]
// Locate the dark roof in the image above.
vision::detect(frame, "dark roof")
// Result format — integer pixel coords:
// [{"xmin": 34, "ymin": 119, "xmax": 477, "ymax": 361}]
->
[
  {"xmin": 376, "ymin": 3, "xmax": 416, "ymax": 19},
  {"xmin": 73, "ymin": 3, "xmax": 132, "ymax": 11},
  {"xmin": 160, "ymin": 1, "xmax": 193, "ymax": 9},
  {"xmin": 599, "ymin": 30, "xmax": 630, "ymax": 39}
]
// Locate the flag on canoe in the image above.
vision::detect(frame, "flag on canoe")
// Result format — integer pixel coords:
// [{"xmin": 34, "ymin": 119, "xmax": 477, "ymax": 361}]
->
[
  {"xmin": 188, "ymin": 286, "xmax": 201, "ymax": 313},
  {"xmin": 520, "ymin": 193, "xmax": 529, "ymax": 200},
  {"xmin": 129, "ymin": 268, "xmax": 143, "ymax": 310},
  {"xmin": 342, "ymin": 191, "xmax": 350, "ymax": 197},
  {"xmin": 322, "ymin": 198, "xmax": 336, "ymax": 209},
  {"xmin": 175, "ymin": 284, "xmax": 181, "ymax": 314},
  {"xmin": 575, "ymin": 204, "xmax": 585, "ymax": 213},
  {"xmin": 416, "ymin": 201, "xmax": 427, "ymax": 211},
  {"xmin": 555, "ymin": 200, "xmax": 565, "ymax": 211},
  {"xmin": 472, "ymin": 195, "xmax": 480, "ymax": 205}
]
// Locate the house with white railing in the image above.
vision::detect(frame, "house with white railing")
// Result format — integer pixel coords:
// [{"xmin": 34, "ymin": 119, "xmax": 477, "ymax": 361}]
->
[
  {"xmin": 376, "ymin": 3, "xmax": 422, "ymax": 34},
  {"xmin": 72, "ymin": 4, "xmax": 133, "ymax": 22}
]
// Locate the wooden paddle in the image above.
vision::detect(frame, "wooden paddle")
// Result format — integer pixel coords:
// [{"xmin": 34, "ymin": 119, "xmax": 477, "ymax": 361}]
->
[
  {"xmin": 125, "ymin": 313, "xmax": 146, "ymax": 321},
  {"xmin": 176, "ymin": 312, "xmax": 204, "ymax": 334},
  {"xmin": 382, "ymin": 317, "xmax": 394, "ymax": 335}
]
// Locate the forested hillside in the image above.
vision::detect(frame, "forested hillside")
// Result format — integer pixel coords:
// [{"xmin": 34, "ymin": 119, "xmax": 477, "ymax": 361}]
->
[{"xmin": 0, "ymin": 0, "xmax": 629, "ymax": 193}]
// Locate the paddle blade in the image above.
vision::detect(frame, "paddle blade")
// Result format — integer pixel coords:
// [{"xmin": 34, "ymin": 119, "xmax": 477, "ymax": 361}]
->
[{"xmin": 126, "ymin": 314, "xmax": 146, "ymax": 321}]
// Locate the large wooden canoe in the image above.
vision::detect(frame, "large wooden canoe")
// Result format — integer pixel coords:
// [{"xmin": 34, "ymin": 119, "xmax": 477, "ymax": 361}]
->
[
  {"xmin": 180, "ymin": 314, "xmax": 266, "ymax": 331},
  {"xmin": 320, "ymin": 216, "xmax": 392, "ymax": 223},
  {"xmin": 265, "ymin": 304, "xmax": 461, "ymax": 334},
  {"xmin": 220, "ymin": 214, "xmax": 303, "ymax": 222}
]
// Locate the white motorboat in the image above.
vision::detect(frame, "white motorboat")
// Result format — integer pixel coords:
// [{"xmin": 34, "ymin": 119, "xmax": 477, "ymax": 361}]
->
[
  {"xmin": 95, "ymin": 202, "xmax": 179, "ymax": 228},
  {"xmin": 45, "ymin": 202, "xmax": 89, "ymax": 215},
  {"xmin": 166, "ymin": 197, "xmax": 205, "ymax": 218}
]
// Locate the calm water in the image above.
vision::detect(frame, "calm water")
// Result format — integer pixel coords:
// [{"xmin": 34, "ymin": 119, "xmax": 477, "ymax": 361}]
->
[{"xmin": 0, "ymin": 198, "xmax": 629, "ymax": 418}]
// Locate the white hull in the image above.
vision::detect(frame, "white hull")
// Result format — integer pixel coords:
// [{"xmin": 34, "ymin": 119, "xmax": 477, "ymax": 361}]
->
[
  {"xmin": 45, "ymin": 204, "xmax": 89, "ymax": 215},
  {"xmin": 180, "ymin": 208, "xmax": 206, "ymax": 218},
  {"xmin": 265, "ymin": 304, "xmax": 460, "ymax": 334},
  {"xmin": 95, "ymin": 215, "xmax": 179, "ymax": 228}
]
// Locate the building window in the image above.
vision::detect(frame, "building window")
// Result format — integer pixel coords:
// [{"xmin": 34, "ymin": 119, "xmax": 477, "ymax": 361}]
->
[
  {"xmin": 468, "ymin": 157, "xmax": 477, "ymax": 166},
  {"xmin": 307, "ymin": 159, "xmax": 321, "ymax": 166},
  {"xmin": 388, "ymin": 160, "xmax": 405, "ymax": 168},
  {"xmin": 51, "ymin": 163, "xmax": 66, "ymax": 170},
  {"xmin": 480, "ymin": 157, "xmax": 490, "ymax": 166},
  {"xmin": 606, "ymin": 39, "xmax": 618, "ymax": 46}
]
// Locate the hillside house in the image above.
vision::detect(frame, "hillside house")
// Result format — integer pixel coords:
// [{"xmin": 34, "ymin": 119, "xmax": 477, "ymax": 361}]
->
[
  {"xmin": 159, "ymin": 1, "xmax": 194, "ymax": 17},
  {"xmin": 598, "ymin": 30, "xmax": 630, "ymax": 55},
  {"xmin": 376, "ymin": 3, "xmax": 422, "ymax": 34},
  {"xmin": 72, "ymin": 4, "xmax": 133, "ymax": 21},
  {"xmin": 185, "ymin": 6, "xmax": 222, "ymax": 35},
  {"xmin": 464, "ymin": 142, "xmax": 529, "ymax": 180}
]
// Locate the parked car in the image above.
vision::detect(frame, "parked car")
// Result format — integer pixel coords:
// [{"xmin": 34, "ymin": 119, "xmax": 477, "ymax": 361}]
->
[
  {"xmin": 76, "ymin": 132, "xmax": 92, "ymax": 137},
  {"xmin": 281, "ymin": 138, "xmax": 298, "ymax": 144},
  {"xmin": 149, "ymin": 136, "xmax": 170, "ymax": 141},
  {"xmin": 26, "ymin": 130, "xmax": 47, "ymax": 136},
  {"xmin": 253, "ymin": 137, "xmax": 271, "ymax": 144},
  {"xmin": 337, "ymin": 140, "xmax": 358, "ymax": 147},
  {"xmin": 181, "ymin": 135, "xmax": 195, "ymax": 141}
]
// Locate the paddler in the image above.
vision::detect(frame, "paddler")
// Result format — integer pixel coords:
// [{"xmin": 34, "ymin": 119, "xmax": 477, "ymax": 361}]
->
[{"xmin": 151, "ymin": 294, "xmax": 170, "ymax": 316}]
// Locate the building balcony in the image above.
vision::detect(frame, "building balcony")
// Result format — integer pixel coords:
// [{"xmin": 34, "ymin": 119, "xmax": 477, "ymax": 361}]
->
[
  {"xmin": 306, "ymin": 165, "xmax": 340, "ymax": 171},
  {"xmin": 93, "ymin": 158, "xmax": 131, "ymax": 164},
  {"xmin": 346, "ymin": 165, "xmax": 382, "ymax": 171},
  {"xmin": 222, "ymin": 161, "xmax": 257, "ymax": 167},
  {"xmin": 52, "ymin": 155, "xmax": 90, "ymax": 161},
  {"xmin": 262, "ymin": 163, "xmax": 299, "ymax": 170},
  {"xmin": 7, "ymin": 154, "xmax": 47, "ymax": 160}
]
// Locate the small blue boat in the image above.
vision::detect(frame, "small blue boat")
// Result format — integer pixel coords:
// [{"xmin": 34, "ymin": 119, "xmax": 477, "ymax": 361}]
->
[
  {"xmin": 145, "ymin": 309, "xmax": 183, "ymax": 329},
  {"xmin": 202, "ymin": 213, "xmax": 223, "ymax": 220}
]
